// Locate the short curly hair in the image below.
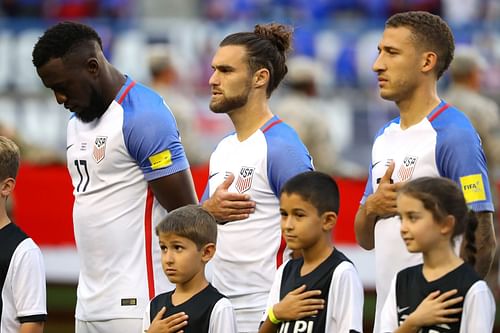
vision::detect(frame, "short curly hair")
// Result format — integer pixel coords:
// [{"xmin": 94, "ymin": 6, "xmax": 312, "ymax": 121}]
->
[
  {"xmin": 32, "ymin": 21, "xmax": 102, "ymax": 68},
  {"xmin": 386, "ymin": 11, "xmax": 454, "ymax": 79}
]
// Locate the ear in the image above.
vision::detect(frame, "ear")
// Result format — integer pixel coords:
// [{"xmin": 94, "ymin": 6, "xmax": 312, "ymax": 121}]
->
[
  {"xmin": 200, "ymin": 243, "xmax": 216, "ymax": 263},
  {"xmin": 0, "ymin": 177, "xmax": 15, "ymax": 198},
  {"xmin": 253, "ymin": 68, "xmax": 269, "ymax": 89},
  {"xmin": 87, "ymin": 57, "xmax": 100, "ymax": 76},
  {"xmin": 421, "ymin": 51, "xmax": 438, "ymax": 75},
  {"xmin": 440, "ymin": 215, "xmax": 456, "ymax": 236},
  {"xmin": 322, "ymin": 211, "xmax": 337, "ymax": 232}
]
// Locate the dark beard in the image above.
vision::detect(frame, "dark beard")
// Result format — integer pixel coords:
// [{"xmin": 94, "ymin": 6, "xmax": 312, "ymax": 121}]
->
[
  {"xmin": 75, "ymin": 88, "xmax": 108, "ymax": 123},
  {"xmin": 209, "ymin": 92, "xmax": 249, "ymax": 114}
]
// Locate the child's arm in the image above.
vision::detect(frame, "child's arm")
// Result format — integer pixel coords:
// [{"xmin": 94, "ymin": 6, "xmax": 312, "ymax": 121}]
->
[
  {"xmin": 13, "ymin": 245, "xmax": 47, "ymax": 332},
  {"xmin": 460, "ymin": 281, "xmax": 495, "ymax": 332},
  {"xmin": 330, "ymin": 262, "xmax": 364, "ymax": 333},
  {"xmin": 208, "ymin": 298, "xmax": 238, "ymax": 333},
  {"xmin": 146, "ymin": 307, "xmax": 188, "ymax": 333},
  {"xmin": 259, "ymin": 285, "xmax": 324, "ymax": 333},
  {"xmin": 394, "ymin": 290, "xmax": 463, "ymax": 333}
]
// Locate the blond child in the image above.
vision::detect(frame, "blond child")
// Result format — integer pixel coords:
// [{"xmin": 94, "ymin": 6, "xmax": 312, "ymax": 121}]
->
[{"xmin": 0, "ymin": 136, "xmax": 47, "ymax": 333}]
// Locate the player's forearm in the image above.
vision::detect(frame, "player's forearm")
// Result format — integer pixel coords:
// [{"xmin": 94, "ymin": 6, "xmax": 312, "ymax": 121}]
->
[
  {"xmin": 472, "ymin": 211, "xmax": 496, "ymax": 278},
  {"xmin": 394, "ymin": 317, "xmax": 420, "ymax": 333},
  {"xmin": 19, "ymin": 322, "xmax": 44, "ymax": 333},
  {"xmin": 258, "ymin": 319, "xmax": 278, "ymax": 333},
  {"xmin": 354, "ymin": 205, "xmax": 376, "ymax": 250}
]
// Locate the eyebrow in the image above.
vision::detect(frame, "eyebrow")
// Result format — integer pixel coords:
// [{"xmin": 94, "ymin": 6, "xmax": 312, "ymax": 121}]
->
[
  {"xmin": 378, "ymin": 45, "xmax": 400, "ymax": 53},
  {"xmin": 211, "ymin": 64, "xmax": 235, "ymax": 71}
]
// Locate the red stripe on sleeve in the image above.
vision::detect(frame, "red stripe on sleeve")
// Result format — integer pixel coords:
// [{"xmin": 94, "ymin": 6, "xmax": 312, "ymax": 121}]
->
[
  {"xmin": 117, "ymin": 81, "xmax": 136, "ymax": 105},
  {"xmin": 144, "ymin": 187, "xmax": 155, "ymax": 300},
  {"xmin": 428, "ymin": 103, "xmax": 450, "ymax": 122},
  {"xmin": 262, "ymin": 119, "xmax": 283, "ymax": 133}
]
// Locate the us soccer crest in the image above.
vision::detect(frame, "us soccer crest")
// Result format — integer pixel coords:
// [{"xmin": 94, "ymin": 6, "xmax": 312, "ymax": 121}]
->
[
  {"xmin": 235, "ymin": 166, "xmax": 255, "ymax": 193},
  {"xmin": 92, "ymin": 136, "xmax": 107, "ymax": 164},
  {"xmin": 398, "ymin": 155, "xmax": 418, "ymax": 182}
]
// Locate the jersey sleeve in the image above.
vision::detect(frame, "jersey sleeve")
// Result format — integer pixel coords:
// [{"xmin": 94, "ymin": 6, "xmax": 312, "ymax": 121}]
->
[
  {"xmin": 12, "ymin": 241, "xmax": 47, "ymax": 322},
  {"xmin": 461, "ymin": 281, "xmax": 495, "ymax": 332},
  {"xmin": 379, "ymin": 274, "xmax": 398, "ymax": 333},
  {"xmin": 435, "ymin": 116, "xmax": 493, "ymax": 212},
  {"xmin": 265, "ymin": 124, "xmax": 313, "ymax": 196},
  {"xmin": 208, "ymin": 297, "xmax": 238, "ymax": 333},
  {"xmin": 123, "ymin": 96, "xmax": 190, "ymax": 182},
  {"xmin": 142, "ymin": 301, "xmax": 152, "ymax": 331},
  {"xmin": 329, "ymin": 261, "xmax": 364, "ymax": 333}
]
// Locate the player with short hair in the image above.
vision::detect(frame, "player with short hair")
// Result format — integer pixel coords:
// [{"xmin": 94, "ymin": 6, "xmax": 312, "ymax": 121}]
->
[
  {"xmin": 143, "ymin": 205, "xmax": 237, "ymax": 333},
  {"xmin": 260, "ymin": 171, "xmax": 364, "ymax": 333},
  {"xmin": 0, "ymin": 136, "xmax": 47, "ymax": 333},
  {"xmin": 32, "ymin": 22, "xmax": 198, "ymax": 333},
  {"xmin": 354, "ymin": 11, "xmax": 496, "ymax": 332},
  {"xmin": 380, "ymin": 177, "xmax": 495, "ymax": 332},
  {"xmin": 201, "ymin": 23, "xmax": 314, "ymax": 332}
]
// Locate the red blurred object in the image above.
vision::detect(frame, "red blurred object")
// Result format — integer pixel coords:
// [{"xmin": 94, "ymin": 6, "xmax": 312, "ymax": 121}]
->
[
  {"xmin": 12, "ymin": 163, "xmax": 366, "ymax": 247},
  {"xmin": 13, "ymin": 163, "xmax": 75, "ymax": 245}
]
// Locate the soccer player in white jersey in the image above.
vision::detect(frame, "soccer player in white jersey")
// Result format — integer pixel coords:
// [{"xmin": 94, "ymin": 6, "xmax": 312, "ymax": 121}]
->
[
  {"xmin": 0, "ymin": 136, "xmax": 47, "ymax": 333},
  {"xmin": 201, "ymin": 23, "xmax": 314, "ymax": 333},
  {"xmin": 32, "ymin": 22, "xmax": 198, "ymax": 333},
  {"xmin": 353, "ymin": 11, "xmax": 496, "ymax": 333}
]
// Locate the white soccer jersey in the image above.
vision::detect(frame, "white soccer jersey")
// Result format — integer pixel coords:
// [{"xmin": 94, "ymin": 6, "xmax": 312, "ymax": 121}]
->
[
  {"xmin": 66, "ymin": 77, "xmax": 189, "ymax": 320},
  {"xmin": 1, "ymin": 223, "xmax": 47, "ymax": 333},
  {"xmin": 202, "ymin": 116, "xmax": 313, "ymax": 332},
  {"xmin": 380, "ymin": 263, "xmax": 495, "ymax": 333},
  {"xmin": 264, "ymin": 249, "xmax": 364, "ymax": 333},
  {"xmin": 361, "ymin": 101, "xmax": 494, "ymax": 332}
]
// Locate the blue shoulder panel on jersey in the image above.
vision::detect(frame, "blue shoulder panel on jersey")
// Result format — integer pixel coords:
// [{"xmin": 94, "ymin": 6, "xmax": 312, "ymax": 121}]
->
[
  {"xmin": 361, "ymin": 116, "xmax": 400, "ymax": 204},
  {"xmin": 120, "ymin": 78, "xmax": 189, "ymax": 181},
  {"xmin": 433, "ymin": 103, "xmax": 493, "ymax": 212},
  {"xmin": 263, "ymin": 116, "xmax": 313, "ymax": 196},
  {"xmin": 200, "ymin": 185, "xmax": 210, "ymax": 203}
]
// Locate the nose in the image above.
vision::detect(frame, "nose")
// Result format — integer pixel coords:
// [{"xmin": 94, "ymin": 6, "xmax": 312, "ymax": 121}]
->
[
  {"xmin": 372, "ymin": 53, "xmax": 384, "ymax": 73},
  {"xmin": 209, "ymin": 70, "xmax": 219, "ymax": 86},
  {"xmin": 165, "ymin": 251, "xmax": 175, "ymax": 264},
  {"xmin": 54, "ymin": 91, "xmax": 68, "ymax": 105},
  {"xmin": 282, "ymin": 215, "xmax": 294, "ymax": 230},
  {"xmin": 400, "ymin": 218, "xmax": 408, "ymax": 234},
  {"xmin": 161, "ymin": 249, "xmax": 174, "ymax": 265}
]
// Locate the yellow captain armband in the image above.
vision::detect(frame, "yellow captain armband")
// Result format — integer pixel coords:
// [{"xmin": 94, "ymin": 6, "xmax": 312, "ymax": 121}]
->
[{"xmin": 268, "ymin": 306, "xmax": 282, "ymax": 325}]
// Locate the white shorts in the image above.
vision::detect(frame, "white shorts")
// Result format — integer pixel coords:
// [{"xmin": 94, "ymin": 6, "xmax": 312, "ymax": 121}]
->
[{"xmin": 76, "ymin": 318, "xmax": 142, "ymax": 333}]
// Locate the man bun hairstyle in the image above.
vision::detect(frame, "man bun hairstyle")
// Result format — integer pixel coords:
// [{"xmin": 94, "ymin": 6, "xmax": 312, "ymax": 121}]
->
[{"xmin": 220, "ymin": 22, "xmax": 293, "ymax": 97}]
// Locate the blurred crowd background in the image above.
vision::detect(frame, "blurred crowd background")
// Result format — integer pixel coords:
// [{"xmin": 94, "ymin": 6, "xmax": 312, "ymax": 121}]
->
[{"xmin": 1, "ymin": 0, "xmax": 500, "ymax": 181}]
